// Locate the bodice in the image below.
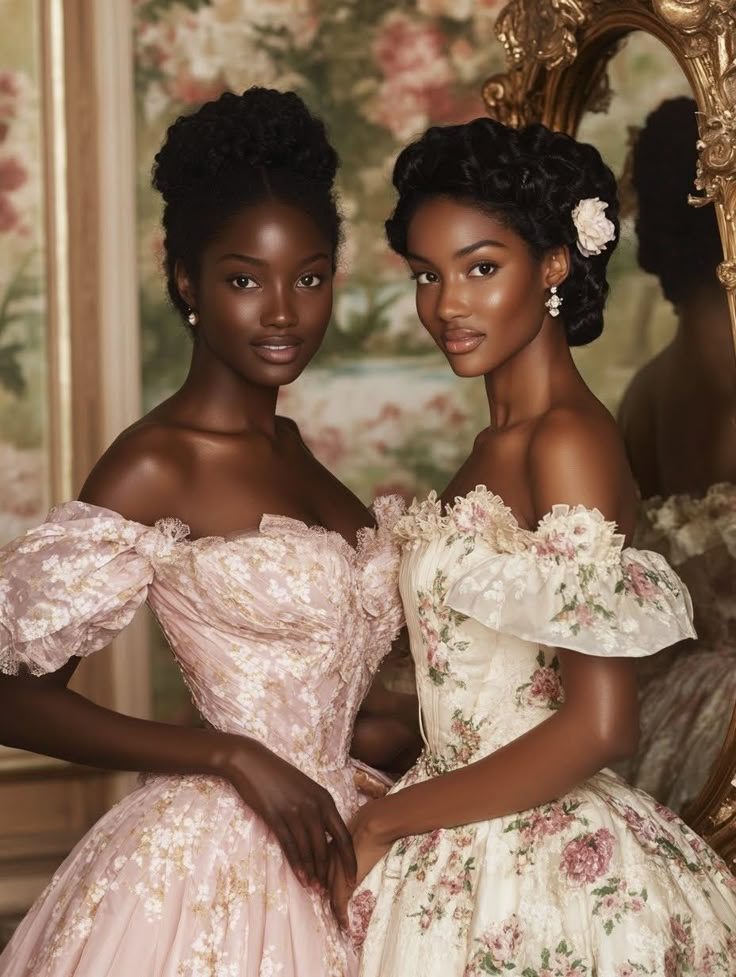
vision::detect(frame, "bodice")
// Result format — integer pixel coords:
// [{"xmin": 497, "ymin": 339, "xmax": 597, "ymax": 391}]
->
[
  {"xmin": 0, "ymin": 500, "xmax": 405, "ymax": 780},
  {"xmin": 394, "ymin": 487, "xmax": 695, "ymax": 774}
]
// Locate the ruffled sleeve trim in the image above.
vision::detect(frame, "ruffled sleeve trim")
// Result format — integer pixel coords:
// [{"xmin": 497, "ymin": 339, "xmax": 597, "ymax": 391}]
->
[
  {"xmin": 446, "ymin": 504, "xmax": 696, "ymax": 658},
  {"xmin": 0, "ymin": 501, "xmax": 164, "ymax": 676}
]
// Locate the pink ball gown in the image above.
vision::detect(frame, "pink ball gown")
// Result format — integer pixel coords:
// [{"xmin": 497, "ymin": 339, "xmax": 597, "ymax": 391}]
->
[{"xmin": 0, "ymin": 497, "xmax": 404, "ymax": 977}]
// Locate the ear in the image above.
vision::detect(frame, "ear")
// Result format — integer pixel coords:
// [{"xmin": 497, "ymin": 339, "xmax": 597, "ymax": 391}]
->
[
  {"xmin": 174, "ymin": 259, "xmax": 197, "ymax": 312},
  {"xmin": 542, "ymin": 245, "xmax": 571, "ymax": 289}
]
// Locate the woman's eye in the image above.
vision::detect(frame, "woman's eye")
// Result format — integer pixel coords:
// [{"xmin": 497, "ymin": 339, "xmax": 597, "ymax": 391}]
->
[
  {"xmin": 468, "ymin": 262, "xmax": 497, "ymax": 278},
  {"xmin": 230, "ymin": 275, "xmax": 258, "ymax": 289},
  {"xmin": 297, "ymin": 273, "xmax": 322, "ymax": 288},
  {"xmin": 412, "ymin": 271, "xmax": 439, "ymax": 286}
]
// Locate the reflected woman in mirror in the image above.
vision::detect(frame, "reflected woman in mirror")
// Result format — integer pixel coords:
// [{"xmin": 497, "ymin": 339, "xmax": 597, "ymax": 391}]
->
[
  {"xmin": 332, "ymin": 116, "xmax": 736, "ymax": 976},
  {"xmin": 617, "ymin": 97, "xmax": 736, "ymax": 813},
  {"xmin": 0, "ymin": 87, "xmax": 416, "ymax": 977}
]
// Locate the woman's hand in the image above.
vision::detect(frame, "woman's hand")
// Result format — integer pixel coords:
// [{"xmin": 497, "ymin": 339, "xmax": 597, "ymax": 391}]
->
[
  {"xmin": 329, "ymin": 802, "xmax": 392, "ymax": 928},
  {"xmin": 219, "ymin": 735, "xmax": 356, "ymax": 891}
]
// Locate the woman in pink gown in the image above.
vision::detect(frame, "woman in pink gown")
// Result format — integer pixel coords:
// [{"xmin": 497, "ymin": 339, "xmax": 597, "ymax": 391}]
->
[{"xmin": 0, "ymin": 88, "xmax": 407, "ymax": 977}]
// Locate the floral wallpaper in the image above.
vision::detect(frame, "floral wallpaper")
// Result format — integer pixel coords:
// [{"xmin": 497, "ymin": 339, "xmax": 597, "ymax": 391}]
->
[
  {"xmin": 134, "ymin": 0, "xmax": 505, "ymax": 509},
  {"xmin": 0, "ymin": 0, "xmax": 48, "ymax": 545},
  {"xmin": 132, "ymin": 2, "xmax": 698, "ymax": 720}
]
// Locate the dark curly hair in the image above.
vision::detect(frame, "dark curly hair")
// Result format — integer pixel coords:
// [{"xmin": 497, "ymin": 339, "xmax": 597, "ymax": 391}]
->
[
  {"xmin": 152, "ymin": 87, "xmax": 341, "ymax": 323},
  {"xmin": 633, "ymin": 97, "xmax": 722, "ymax": 305},
  {"xmin": 386, "ymin": 117, "xmax": 620, "ymax": 346}
]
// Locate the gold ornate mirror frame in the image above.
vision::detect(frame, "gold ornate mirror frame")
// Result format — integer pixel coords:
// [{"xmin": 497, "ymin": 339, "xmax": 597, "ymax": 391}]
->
[{"xmin": 483, "ymin": 0, "xmax": 736, "ymax": 869}]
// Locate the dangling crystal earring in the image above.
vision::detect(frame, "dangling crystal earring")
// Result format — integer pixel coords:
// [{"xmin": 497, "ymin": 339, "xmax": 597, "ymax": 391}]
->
[
  {"xmin": 545, "ymin": 285, "xmax": 562, "ymax": 317},
  {"xmin": 187, "ymin": 308, "xmax": 198, "ymax": 327}
]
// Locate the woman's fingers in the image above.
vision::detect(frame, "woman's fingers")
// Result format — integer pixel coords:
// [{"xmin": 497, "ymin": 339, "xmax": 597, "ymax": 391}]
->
[
  {"xmin": 284, "ymin": 815, "xmax": 320, "ymax": 886},
  {"xmin": 329, "ymin": 860, "xmax": 352, "ymax": 930},
  {"xmin": 306, "ymin": 810, "xmax": 330, "ymax": 889},
  {"xmin": 322, "ymin": 799, "xmax": 357, "ymax": 882},
  {"xmin": 274, "ymin": 819, "xmax": 312, "ymax": 887}
]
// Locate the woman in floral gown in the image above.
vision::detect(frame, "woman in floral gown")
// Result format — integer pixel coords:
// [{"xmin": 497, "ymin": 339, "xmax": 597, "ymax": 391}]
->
[
  {"xmin": 0, "ymin": 89, "xmax": 411, "ymax": 977},
  {"xmin": 335, "ymin": 118, "xmax": 736, "ymax": 975}
]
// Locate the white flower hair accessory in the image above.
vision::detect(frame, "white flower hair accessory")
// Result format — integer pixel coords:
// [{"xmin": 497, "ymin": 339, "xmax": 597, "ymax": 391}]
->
[{"xmin": 571, "ymin": 197, "xmax": 616, "ymax": 257}]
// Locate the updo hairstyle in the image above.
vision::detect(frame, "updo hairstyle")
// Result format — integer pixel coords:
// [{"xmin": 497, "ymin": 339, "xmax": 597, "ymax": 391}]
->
[
  {"xmin": 386, "ymin": 117, "xmax": 620, "ymax": 346},
  {"xmin": 632, "ymin": 97, "xmax": 722, "ymax": 305},
  {"xmin": 152, "ymin": 87, "xmax": 341, "ymax": 324}
]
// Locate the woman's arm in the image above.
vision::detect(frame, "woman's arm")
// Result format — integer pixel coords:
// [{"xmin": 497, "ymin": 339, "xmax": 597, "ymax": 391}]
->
[
  {"xmin": 354, "ymin": 411, "xmax": 640, "ymax": 861},
  {"xmin": 0, "ymin": 441, "xmax": 357, "ymax": 891},
  {"xmin": 0, "ymin": 665, "xmax": 356, "ymax": 890},
  {"xmin": 356, "ymin": 649, "xmax": 638, "ymax": 847}
]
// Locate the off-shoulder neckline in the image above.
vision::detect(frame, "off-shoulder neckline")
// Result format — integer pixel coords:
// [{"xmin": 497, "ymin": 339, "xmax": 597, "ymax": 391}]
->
[
  {"xmin": 50, "ymin": 498, "xmax": 403, "ymax": 560},
  {"xmin": 395, "ymin": 485, "xmax": 625, "ymax": 552}
]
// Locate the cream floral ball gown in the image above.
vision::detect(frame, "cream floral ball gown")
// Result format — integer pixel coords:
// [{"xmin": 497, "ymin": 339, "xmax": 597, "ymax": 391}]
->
[
  {"xmin": 0, "ymin": 497, "xmax": 404, "ymax": 977},
  {"xmin": 353, "ymin": 487, "xmax": 736, "ymax": 977}
]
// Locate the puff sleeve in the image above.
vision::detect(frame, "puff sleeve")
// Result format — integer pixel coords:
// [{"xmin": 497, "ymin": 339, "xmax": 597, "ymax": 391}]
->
[
  {"xmin": 446, "ymin": 504, "xmax": 696, "ymax": 658},
  {"xmin": 0, "ymin": 502, "xmax": 156, "ymax": 676}
]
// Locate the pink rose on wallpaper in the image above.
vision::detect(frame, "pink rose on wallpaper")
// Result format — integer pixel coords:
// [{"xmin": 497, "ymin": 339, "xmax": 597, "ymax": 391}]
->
[
  {"xmin": 0, "ymin": 157, "xmax": 27, "ymax": 192},
  {"xmin": 0, "ymin": 193, "xmax": 19, "ymax": 233},
  {"xmin": 370, "ymin": 12, "xmax": 457, "ymax": 140},
  {"xmin": 560, "ymin": 828, "xmax": 615, "ymax": 885},
  {"xmin": 302, "ymin": 425, "xmax": 346, "ymax": 467},
  {"xmin": 168, "ymin": 74, "xmax": 224, "ymax": 107},
  {"xmin": 0, "ymin": 71, "xmax": 20, "ymax": 98},
  {"xmin": 374, "ymin": 13, "xmax": 448, "ymax": 80}
]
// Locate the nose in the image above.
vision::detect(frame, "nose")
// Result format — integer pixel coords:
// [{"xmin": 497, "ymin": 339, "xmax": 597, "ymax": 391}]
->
[
  {"xmin": 436, "ymin": 281, "xmax": 470, "ymax": 323},
  {"xmin": 261, "ymin": 283, "xmax": 297, "ymax": 330}
]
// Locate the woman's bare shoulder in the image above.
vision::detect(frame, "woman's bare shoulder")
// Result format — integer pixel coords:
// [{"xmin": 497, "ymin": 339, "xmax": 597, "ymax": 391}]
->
[
  {"xmin": 79, "ymin": 420, "xmax": 194, "ymax": 525},
  {"xmin": 528, "ymin": 403, "xmax": 637, "ymax": 534}
]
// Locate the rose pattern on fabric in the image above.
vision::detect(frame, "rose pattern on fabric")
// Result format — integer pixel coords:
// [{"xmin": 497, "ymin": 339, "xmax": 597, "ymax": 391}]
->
[
  {"xmin": 560, "ymin": 828, "xmax": 615, "ymax": 886},
  {"xmin": 416, "ymin": 568, "xmax": 469, "ymax": 687},
  {"xmin": 354, "ymin": 487, "xmax": 736, "ymax": 977},
  {"xmin": 515, "ymin": 649, "xmax": 564, "ymax": 710},
  {"xmin": 398, "ymin": 826, "xmax": 477, "ymax": 938},
  {"xmin": 504, "ymin": 799, "xmax": 587, "ymax": 873},
  {"xmin": 0, "ymin": 499, "xmax": 405, "ymax": 977}
]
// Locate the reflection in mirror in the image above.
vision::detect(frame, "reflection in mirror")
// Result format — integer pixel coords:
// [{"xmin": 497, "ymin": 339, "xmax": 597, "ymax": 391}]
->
[{"xmin": 576, "ymin": 34, "xmax": 736, "ymax": 815}]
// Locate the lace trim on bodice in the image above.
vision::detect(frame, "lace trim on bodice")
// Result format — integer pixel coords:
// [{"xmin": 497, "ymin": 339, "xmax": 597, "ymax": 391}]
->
[
  {"xmin": 394, "ymin": 484, "xmax": 628, "ymax": 569},
  {"xmin": 394, "ymin": 486, "xmax": 525, "ymax": 554}
]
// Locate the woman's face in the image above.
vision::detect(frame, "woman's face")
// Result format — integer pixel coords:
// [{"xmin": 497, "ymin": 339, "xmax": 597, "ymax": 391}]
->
[
  {"xmin": 405, "ymin": 196, "xmax": 563, "ymax": 377},
  {"xmin": 179, "ymin": 198, "xmax": 334, "ymax": 387}
]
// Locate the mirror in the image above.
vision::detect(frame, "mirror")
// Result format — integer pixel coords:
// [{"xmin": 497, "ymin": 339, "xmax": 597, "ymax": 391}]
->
[
  {"xmin": 575, "ymin": 32, "xmax": 736, "ymax": 817},
  {"xmin": 484, "ymin": 0, "xmax": 736, "ymax": 863}
]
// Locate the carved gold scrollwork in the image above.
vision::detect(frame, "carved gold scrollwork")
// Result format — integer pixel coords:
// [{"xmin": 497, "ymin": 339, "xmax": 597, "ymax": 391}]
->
[
  {"xmin": 718, "ymin": 259, "xmax": 736, "ymax": 290},
  {"xmin": 485, "ymin": 0, "xmax": 736, "ymax": 866},
  {"xmin": 483, "ymin": 0, "xmax": 601, "ymax": 125},
  {"xmin": 495, "ymin": 0, "xmax": 593, "ymax": 70}
]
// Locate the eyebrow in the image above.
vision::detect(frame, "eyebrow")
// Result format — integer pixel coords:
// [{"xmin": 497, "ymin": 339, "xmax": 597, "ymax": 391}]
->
[
  {"xmin": 406, "ymin": 238, "xmax": 508, "ymax": 264},
  {"xmin": 217, "ymin": 251, "xmax": 331, "ymax": 267}
]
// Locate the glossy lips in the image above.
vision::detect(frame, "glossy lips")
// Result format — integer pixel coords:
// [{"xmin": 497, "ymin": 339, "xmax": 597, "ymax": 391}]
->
[
  {"xmin": 442, "ymin": 328, "xmax": 485, "ymax": 355},
  {"xmin": 251, "ymin": 335, "xmax": 303, "ymax": 365}
]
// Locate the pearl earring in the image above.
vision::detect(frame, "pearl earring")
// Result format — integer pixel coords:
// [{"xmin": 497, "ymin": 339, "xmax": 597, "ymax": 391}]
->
[
  {"xmin": 187, "ymin": 308, "xmax": 198, "ymax": 327},
  {"xmin": 545, "ymin": 285, "xmax": 562, "ymax": 317}
]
